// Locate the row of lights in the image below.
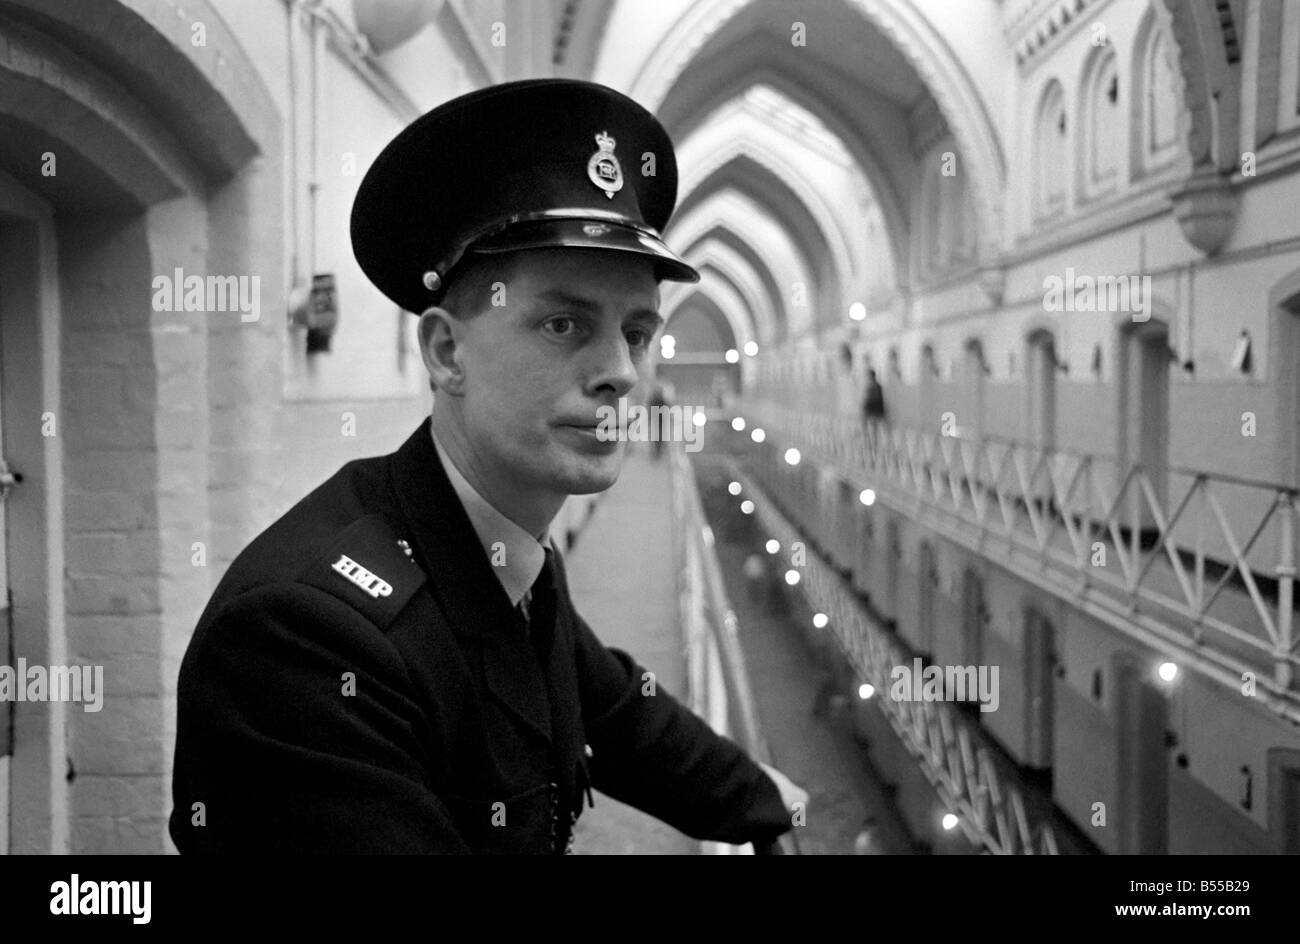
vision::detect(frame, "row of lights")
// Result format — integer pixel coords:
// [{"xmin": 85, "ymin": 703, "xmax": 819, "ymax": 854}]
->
[
  {"xmin": 730, "ymin": 414, "xmax": 877, "ymax": 505},
  {"xmin": 659, "ymin": 336, "xmax": 761, "ymax": 362},
  {"xmin": 729, "ymin": 471, "xmax": 927, "ymax": 839}
]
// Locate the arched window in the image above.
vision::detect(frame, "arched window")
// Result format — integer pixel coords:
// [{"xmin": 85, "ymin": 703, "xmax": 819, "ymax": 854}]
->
[
  {"xmin": 1131, "ymin": 12, "xmax": 1181, "ymax": 176},
  {"xmin": 1081, "ymin": 48, "xmax": 1123, "ymax": 198},
  {"xmin": 1035, "ymin": 80, "xmax": 1068, "ymax": 218}
]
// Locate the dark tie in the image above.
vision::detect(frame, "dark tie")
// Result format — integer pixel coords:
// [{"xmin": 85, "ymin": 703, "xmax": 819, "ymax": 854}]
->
[{"xmin": 519, "ymin": 547, "xmax": 557, "ymax": 646}]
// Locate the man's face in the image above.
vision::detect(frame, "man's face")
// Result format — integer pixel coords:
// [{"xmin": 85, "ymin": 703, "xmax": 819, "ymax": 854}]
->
[{"xmin": 446, "ymin": 248, "xmax": 661, "ymax": 499}]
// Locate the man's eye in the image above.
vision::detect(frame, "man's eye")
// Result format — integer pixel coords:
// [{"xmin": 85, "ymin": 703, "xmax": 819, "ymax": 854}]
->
[
  {"xmin": 626, "ymin": 328, "xmax": 651, "ymax": 349},
  {"xmin": 544, "ymin": 316, "xmax": 578, "ymax": 337}
]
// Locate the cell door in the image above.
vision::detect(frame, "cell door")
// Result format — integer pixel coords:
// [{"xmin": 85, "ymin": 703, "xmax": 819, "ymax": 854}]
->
[
  {"xmin": 1114, "ymin": 656, "xmax": 1169, "ymax": 854},
  {"xmin": 1024, "ymin": 607, "xmax": 1056, "ymax": 770},
  {"xmin": 962, "ymin": 569, "xmax": 985, "ymax": 668},
  {"xmin": 917, "ymin": 541, "xmax": 936, "ymax": 657}
]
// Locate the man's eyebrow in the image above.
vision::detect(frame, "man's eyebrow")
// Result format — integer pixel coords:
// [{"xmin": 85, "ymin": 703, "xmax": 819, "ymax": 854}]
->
[
  {"xmin": 537, "ymin": 289, "xmax": 601, "ymax": 312},
  {"xmin": 536, "ymin": 290, "xmax": 662, "ymax": 326}
]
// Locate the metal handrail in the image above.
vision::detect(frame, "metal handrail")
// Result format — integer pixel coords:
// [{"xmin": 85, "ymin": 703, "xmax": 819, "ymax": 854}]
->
[
  {"xmin": 742, "ymin": 399, "xmax": 1300, "ymax": 718},
  {"xmin": 669, "ymin": 446, "xmax": 795, "ymax": 854}
]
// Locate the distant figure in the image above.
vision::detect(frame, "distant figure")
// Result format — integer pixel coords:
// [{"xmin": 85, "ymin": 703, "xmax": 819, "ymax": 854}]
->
[
  {"xmin": 811, "ymin": 674, "xmax": 848, "ymax": 718},
  {"xmin": 711, "ymin": 371, "xmax": 730, "ymax": 409},
  {"xmin": 835, "ymin": 343, "xmax": 859, "ymax": 417},
  {"xmin": 853, "ymin": 816, "xmax": 887, "ymax": 854},
  {"xmin": 861, "ymin": 368, "xmax": 886, "ymax": 429},
  {"xmin": 742, "ymin": 552, "xmax": 767, "ymax": 603}
]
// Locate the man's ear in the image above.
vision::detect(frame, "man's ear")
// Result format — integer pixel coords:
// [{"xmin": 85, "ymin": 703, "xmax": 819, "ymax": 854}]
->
[{"xmin": 418, "ymin": 307, "xmax": 467, "ymax": 396}]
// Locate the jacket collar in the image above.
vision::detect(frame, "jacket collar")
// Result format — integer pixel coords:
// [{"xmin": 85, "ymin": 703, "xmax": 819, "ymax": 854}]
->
[
  {"xmin": 389, "ymin": 417, "xmax": 524, "ymax": 645},
  {"xmin": 428, "ymin": 423, "xmax": 549, "ymax": 608}
]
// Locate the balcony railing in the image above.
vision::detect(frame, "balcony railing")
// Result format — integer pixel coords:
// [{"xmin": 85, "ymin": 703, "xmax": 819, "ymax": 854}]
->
[
  {"xmin": 727, "ymin": 459, "xmax": 1063, "ymax": 854},
  {"xmin": 670, "ymin": 444, "xmax": 794, "ymax": 854},
  {"xmin": 741, "ymin": 399, "xmax": 1300, "ymax": 720}
]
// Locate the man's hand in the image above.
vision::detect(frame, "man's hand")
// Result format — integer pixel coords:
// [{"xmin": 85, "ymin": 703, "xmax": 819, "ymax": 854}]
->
[{"xmin": 759, "ymin": 762, "xmax": 809, "ymax": 815}]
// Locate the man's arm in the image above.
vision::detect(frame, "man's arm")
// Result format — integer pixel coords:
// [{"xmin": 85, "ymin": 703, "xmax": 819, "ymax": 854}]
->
[
  {"xmin": 170, "ymin": 583, "xmax": 469, "ymax": 853},
  {"xmin": 571, "ymin": 611, "xmax": 795, "ymax": 845}
]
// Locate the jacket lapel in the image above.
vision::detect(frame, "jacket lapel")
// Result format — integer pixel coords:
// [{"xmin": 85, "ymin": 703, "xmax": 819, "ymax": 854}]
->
[
  {"xmin": 544, "ymin": 546, "xmax": 587, "ymax": 813},
  {"xmin": 389, "ymin": 418, "xmax": 552, "ymax": 745}
]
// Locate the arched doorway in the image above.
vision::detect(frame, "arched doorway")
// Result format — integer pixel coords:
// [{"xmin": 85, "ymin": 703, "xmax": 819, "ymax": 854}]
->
[
  {"xmin": 0, "ymin": 171, "xmax": 64, "ymax": 854},
  {"xmin": 962, "ymin": 338, "xmax": 988, "ymax": 439},
  {"xmin": 919, "ymin": 343, "xmax": 938, "ymax": 435},
  {"xmin": 0, "ymin": 1, "xmax": 280, "ymax": 853},
  {"xmin": 1025, "ymin": 329, "xmax": 1057, "ymax": 451}
]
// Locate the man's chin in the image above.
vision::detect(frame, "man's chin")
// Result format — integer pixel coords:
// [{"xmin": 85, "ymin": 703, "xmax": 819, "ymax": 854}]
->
[{"xmin": 553, "ymin": 447, "xmax": 624, "ymax": 495}]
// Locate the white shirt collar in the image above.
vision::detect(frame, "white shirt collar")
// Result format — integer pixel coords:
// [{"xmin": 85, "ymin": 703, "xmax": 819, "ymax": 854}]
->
[{"xmin": 430, "ymin": 422, "xmax": 549, "ymax": 608}]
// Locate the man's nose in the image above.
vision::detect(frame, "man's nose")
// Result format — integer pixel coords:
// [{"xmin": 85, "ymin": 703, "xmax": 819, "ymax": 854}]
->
[{"xmin": 585, "ymin": 331, "xmax": 639, "ymax": 400}]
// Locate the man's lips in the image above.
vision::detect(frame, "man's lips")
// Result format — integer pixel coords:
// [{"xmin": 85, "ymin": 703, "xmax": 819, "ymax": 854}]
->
[{"xmin": 556, "ymin": 420, "xmax": 625, "ymax": 439}]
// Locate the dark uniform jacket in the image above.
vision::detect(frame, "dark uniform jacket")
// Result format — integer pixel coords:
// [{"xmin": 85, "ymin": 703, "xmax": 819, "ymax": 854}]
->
[{"xmin": 170, "ymin": 418, "xmax": 791, "ymax": 853}]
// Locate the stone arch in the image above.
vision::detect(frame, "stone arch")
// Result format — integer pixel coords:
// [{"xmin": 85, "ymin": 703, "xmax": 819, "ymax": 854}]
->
[
  {"xmin": 662, "ymin": 273, "xmax": 757, "ymax": 354},
  {"xmin": 655, "ymin": 45, "xmax": 908, "ymax": 283},
  {"xmin": 669, "ymin": 190, "xmax": 815, "ymax": 341},
  {"xmin": 632, "ymin": 0, "xmax": 1006, "ymax": 255},
  {"xmin": 676, "ymin": 150, "xmax": 846, "ymax": 326},
  {"xmin": 680, "ymin": 227, "xmax": 785, "ymax": 342},
  {"xmin": 685, "ymin": 241, "xmax": 778, "ymax": 345},
  {"xmin": 0, "ymin": 0, "xmax": 281, "ymax": 854},
  {"xmin": 1157, "ymin": 0, "xmax": 1240, "ymax": 173},
  {"xmin": 1129, "ymin": 5, "xmax": 1188, "ymax": 181},
  {"xmin": 662, "ymin": 291, "xmax": 738, "ymax": 354},
  {"xmin": 0, "ymin": 0, "xmax": 274, "ymax": 190}
]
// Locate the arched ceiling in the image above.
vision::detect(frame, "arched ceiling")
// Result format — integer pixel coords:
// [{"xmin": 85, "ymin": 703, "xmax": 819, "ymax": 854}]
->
[
  {"xmin": 610, "ymin": 0, "xmax": 1008, "ymax": 269},
  {"xmin": 673, "ymin": 150, "xmax": 842, "ymax": 321},
  {"xmin": 663, "ymin": 298, "xmax": 736, "ymax": 353},
  {"xmin": 668, "ymin": 189, "xmax": 814, "ymax": 342},
  {"xmin": 662, "ymin": 269, "xmax": 755, "ymax": 351},
  {"xmin": 687, "ymin": 241, "xmax": 777, "ymax": 344},
  {"xmin": 680, "ymin": 226, "xmax": 784, "ymax": 342}
]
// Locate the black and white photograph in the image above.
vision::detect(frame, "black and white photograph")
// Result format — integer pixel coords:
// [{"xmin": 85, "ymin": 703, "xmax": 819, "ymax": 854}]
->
[{"xmin": 0, "ymin": 0, "xmax": 1294, "ymax": 919}]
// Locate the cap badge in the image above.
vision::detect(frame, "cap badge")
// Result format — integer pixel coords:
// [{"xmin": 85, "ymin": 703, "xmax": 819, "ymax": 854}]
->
[
  {"xmin": 582, "ymin": 223, "xmax": 610, "ymax": 236},
  {"xmin": 587, "ymin": 131, "xmax": 623, "ymax": 200}
]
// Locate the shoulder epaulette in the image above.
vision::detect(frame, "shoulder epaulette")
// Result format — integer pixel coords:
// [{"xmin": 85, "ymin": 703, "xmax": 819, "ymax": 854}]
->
[{"xmin": 299, "ymin": 514, "xmax": 426, "ymax": 630}]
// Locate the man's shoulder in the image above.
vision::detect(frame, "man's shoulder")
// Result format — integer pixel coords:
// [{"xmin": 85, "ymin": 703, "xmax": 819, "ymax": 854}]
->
[{"xmin": 200, "ymin": 452, "xmax": 428, "ymax": 634}]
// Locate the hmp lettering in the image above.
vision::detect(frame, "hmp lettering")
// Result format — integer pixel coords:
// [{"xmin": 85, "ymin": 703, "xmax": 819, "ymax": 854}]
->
[
  {"xmin": 332, "ymin": 554, "xmax": 393, "ymax": 599},
  {"xmin": 50, "ymin": 875, "xmax": 151, "ymax": 925}
]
